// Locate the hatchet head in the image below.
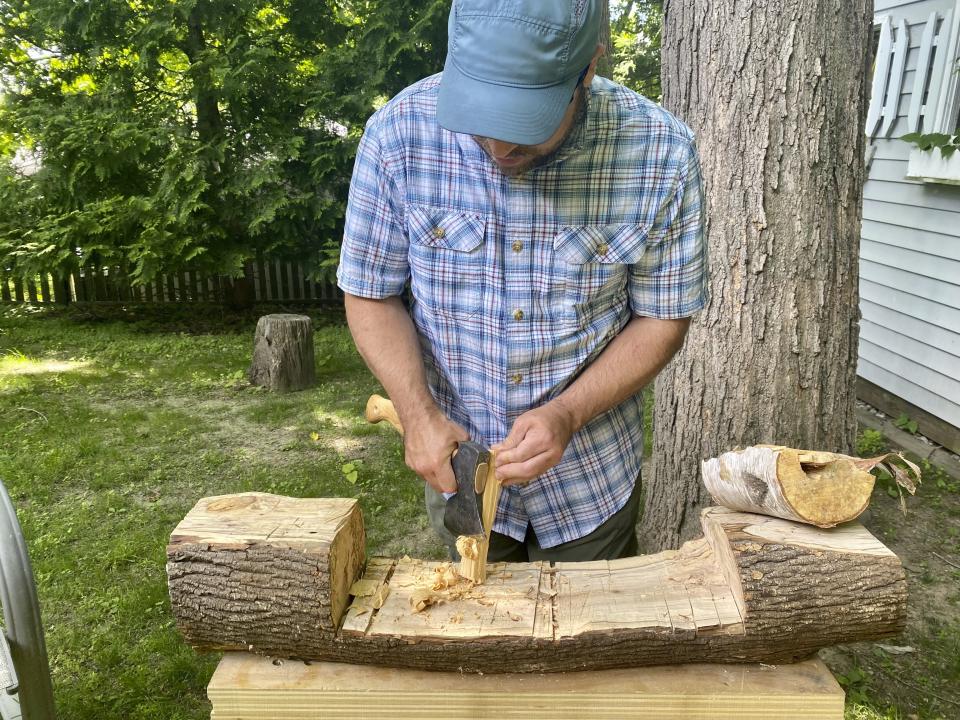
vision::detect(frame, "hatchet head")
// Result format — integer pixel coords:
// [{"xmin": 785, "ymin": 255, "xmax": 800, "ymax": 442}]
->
[{"xmin": 443, "ymin": 441, "xmax": 491, "ymax": 538}]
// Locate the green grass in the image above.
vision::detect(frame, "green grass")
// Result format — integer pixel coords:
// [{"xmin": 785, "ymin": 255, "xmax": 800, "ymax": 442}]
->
[
  {"xmin": 0, "ymin": 305, "xmax": 439, "ymax": 719},
  {"xmin": 2, "ymin": 305, "xmax": 957, "ymax": 719}
]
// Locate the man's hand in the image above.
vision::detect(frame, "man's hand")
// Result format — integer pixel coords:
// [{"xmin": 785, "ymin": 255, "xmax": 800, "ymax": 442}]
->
[
  {"xmin": 493, "ymin": 400, "xmax": 577, "ymax": 486},
  {"xmin": 402, "ymin": 408, "xmax": 470, "ymax": 495}
]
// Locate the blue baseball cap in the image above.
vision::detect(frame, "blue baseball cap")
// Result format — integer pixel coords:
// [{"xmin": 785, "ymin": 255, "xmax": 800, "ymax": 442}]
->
[{"xmin": 436, "ymin": 0, "xmax": 602, "ymax": 145}]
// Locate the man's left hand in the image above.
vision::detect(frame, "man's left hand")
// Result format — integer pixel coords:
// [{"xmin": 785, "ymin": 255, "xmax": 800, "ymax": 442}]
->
[{"xmin": 492, "ymin": 400, "xmax": 577, "ymax": 486}]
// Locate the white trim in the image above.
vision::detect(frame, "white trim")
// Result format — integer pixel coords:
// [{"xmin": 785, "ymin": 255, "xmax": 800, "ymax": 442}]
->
[
  {"xmin": 908, "ymin": 12, "xmax": 939, "ymax": 134},
  {"xmin": 906, "ymin": 146, "xmax": 960, "ymax": 185},
  {"xmin": 867, "ymin": 15, "xmax": 893, "ymax": 138},
  {"xmin": 882, "ymin": 18, "xmax": 909, "ymax": 137},
  {"xmin": 927, "ymin": 5, "xmax": 960, "ymax": 134}
]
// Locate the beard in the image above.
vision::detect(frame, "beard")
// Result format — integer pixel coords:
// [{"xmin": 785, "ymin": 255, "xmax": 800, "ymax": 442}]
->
[{"xmin": 474, "ymin": 88, "xmax": 589, "ymax": 177}]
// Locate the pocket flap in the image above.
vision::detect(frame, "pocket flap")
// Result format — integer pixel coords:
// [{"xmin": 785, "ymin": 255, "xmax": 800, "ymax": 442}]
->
[
  {"xmin": 554, "ymin": 224, "xmax": 651, "ymax": 264},
  {"xmin": 407, "ymin": 206, "xmax": 486, "ymax": 252}
]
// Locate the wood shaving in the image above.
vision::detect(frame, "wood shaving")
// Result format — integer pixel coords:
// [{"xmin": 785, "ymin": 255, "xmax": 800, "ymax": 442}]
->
[
  {"xmin": 456, "ymin": 535, "xmax": 480, "ymax": 560},
  {"xmin": 507, "ymin": 611, "xmax": 521, "ymax": 622}
]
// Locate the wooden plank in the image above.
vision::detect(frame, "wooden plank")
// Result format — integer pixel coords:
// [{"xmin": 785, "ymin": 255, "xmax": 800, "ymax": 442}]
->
[
  {"xmin": 867, "ymin": 15, "xmax": 893, "ymax": 138},
  {"xmin": 95, "ymin": 267, "xmax": 109, "ymax": 302},
  {"xmin": 924, "ymin": 9, "xmax": 954, "ymax": 133},
  {"xmin": 908, "ymin": 12, "xmax": 939, "ymax": 133},
  {"xmin": 287, "ymin": 262, "xmax": 299, "ymax": 300},
  {"xmin": 861, "ymin": 277, "xmax": 960, "ymax": 335},
  {"xmin": 177, "ymin": 271, "xmax": 189, "ymax": 302},
  {"xmin": 858, "ymin": 357, "xmax": 960, "ymax": 430},
  {"xmin": 860, "ymin": 240, "xmax": 960, "ymax": 287},
  {"xmin": 207, "ymin": 653, "xmax": 845, "ymax": 720},
  {"xmin": 25, "ymin": 275, "xmax": 39, "ymax": 304},
  {"xmin": 39, "ymin": 274, "xmax": 51, "ymax": 304},
  {"xmin": 861, "ymin": 299, "xmax": 960, "ymax": 357},
  {"xmin": 860, "ymin": 259, "xmax": 960, "ymax": 310},
  {"xmin": 12, "ymin": 277, "xmax": 24, "ymax": 303},
  {"xmin": 881, "ymin": 19, "xmax": 909, "ymax": 137},
  {"xmin": 0, "ymin": 274, "xmax": 11, "ymax": 303},
  {"xmin": 862, "ymin": 218, "xmax": 960, "ymax": 261},
  {"xmin": 862, "ymin": 177, "xmax": 960, "ymax": 215},
  {"xmin": 858, "ymin": 376, "xmax": 960, "ymax": 455},
  {"xmin": 859, "ymin": 337, "xmax": 960, "ymax": 407}
]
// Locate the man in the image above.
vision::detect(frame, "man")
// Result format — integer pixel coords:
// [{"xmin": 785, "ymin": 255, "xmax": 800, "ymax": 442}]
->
[{"xmin": 338, "ymin": 0, "xmax": 708, "ymax": 563}]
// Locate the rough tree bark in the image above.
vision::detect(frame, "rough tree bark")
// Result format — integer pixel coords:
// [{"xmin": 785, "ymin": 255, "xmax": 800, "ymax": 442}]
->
[
  {"xmin": 247, "ymin": 314, "xmax": 316, "ymax": 392},
  {"xmin": 640, "ymin": 0, "xmax": 873, "ymax": 552}
]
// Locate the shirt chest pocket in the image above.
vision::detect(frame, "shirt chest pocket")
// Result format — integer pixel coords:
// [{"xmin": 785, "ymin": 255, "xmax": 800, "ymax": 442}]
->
[
  {"xmin": 407, "ymin": 206, "xmax": 487, "ymax": 319},
  {"xmin": 553, "ymin": 223, "xmax": 651, "ymax": 324}
]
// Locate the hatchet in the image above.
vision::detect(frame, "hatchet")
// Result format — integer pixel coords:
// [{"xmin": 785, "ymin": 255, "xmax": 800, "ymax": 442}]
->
[{"xmin": 364, "ymin": 394, "xmax": 489, "ymax": 538}]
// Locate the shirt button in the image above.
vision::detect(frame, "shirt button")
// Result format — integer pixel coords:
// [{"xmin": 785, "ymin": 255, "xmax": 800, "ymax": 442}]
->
[
  {"xmin": 432, "ymin": 227, "xmax": 446, "ymax": 240},
  {"xmin": 511, "ymin": 373, "xmax": 523, "ymax": 385},
  {"xmin": 512, "ymin": 240, "xmax": 523, "ymax": 253},
  {"xmin": 597, "ymin": 242, "xmax": 609, "ymax": 257},
  {"xmin": 513, "ymin": 309, "xmax": 524, "ymax": 321}
]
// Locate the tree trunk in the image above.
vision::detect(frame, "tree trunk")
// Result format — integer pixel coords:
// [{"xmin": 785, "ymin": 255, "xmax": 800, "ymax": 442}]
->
[
  {"xmin": 641, "ymin": 0, "xmax": 873, "ymax": 552},
  {"xmin": 168, "ymin": 494, "xmax": 906, "ymax": 673},
  {"xmin": 247, "ymin": 314, "xmax": 316, "ymax": 392}
]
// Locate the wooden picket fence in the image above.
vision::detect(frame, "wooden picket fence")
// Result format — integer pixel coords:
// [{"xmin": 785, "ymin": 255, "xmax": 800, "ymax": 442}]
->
[{"xmin": 0, "ymin": 259, "xmax": 342, "ymax": 305}]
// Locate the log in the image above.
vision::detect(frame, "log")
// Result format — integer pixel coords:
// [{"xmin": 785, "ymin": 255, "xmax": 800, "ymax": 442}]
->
[
  {"xmin": 167, "ymin": 494, "xmax": 365, "ymax": 652},
  {"xmin": 701, "ymin": 445, "xmax": 920, "ymax": 527},
  {"xmin": 247, "ymin": 314, "xmax": 316, "ymax": 392},
  {"xmin": 208, "ymin": 653, "xmax": 845, "ymax": 720},
  {"xmin": 168, "ymin": 495, "xmax": 907, "ymax": 673}
]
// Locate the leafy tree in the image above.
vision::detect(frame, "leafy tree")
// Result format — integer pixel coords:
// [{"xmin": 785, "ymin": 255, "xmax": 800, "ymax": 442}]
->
[
  {"xmin": 609, "ymin": 0, "xmax": 662, "ymax": 100},
  {"xmin": 0, "ymin": 0, "xmax": 450, "ymax": 283}
]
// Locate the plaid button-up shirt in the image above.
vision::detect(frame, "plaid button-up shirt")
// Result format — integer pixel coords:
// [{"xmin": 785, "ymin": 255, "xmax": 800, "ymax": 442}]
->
[{"xmin": 338, "ymin": 74, "xmax": 708, "ymax": 548}]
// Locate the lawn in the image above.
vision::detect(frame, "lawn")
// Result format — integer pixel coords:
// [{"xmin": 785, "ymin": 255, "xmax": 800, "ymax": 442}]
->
[{"xmin": 1, "ymin": 304, "xmax": 957, "ymax": 719}]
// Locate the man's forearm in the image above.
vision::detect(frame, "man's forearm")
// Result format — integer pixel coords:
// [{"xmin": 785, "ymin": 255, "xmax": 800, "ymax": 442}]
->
[
  {"xmin": 555, "ymin": 315, "xmax": 691, "ymax": 432},
  {"xmin": 343, "ymin": 294, "xmax": 437, "ymax": 426}
]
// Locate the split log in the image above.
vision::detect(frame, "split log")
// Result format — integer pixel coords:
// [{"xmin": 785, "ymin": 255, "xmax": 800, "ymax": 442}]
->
[
  {"xmin": 454, "ymin": 455, "xmax": 500, "ymax": 583},
  {"xmin": 167, "ymin": 494, "xmax": 365, "ymax": 652},
  {"xmin": 247, "ymin": 314, "xmax": 315, "ymax": 392},
  {"xmin": 168, "ymin": 494, "xmax": 907, "ymax": 673},
  {"xmin": 702, "ymin": 445, "xmax": 920, "ymax": 527}
]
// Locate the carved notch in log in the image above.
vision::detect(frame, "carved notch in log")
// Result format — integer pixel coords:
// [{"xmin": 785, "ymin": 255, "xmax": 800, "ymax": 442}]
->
[
  {"xmin": 168, "ymin": 495, "xmax": 907, "ymax": 673},
  {"xmin": 247, "ymin": 313, "xmax": 316, "ymax": 392}
]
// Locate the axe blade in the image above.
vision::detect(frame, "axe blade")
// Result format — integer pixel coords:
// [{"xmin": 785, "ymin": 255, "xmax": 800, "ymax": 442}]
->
[{"xmin": 443, "ymin": 441, "xmax": 490, "ymax": 537}]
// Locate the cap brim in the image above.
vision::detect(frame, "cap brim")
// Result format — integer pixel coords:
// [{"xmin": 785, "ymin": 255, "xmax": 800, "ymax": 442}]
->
[{"xmin": 436, "ymin": 56, "xmax": 578, "ymax": 146}]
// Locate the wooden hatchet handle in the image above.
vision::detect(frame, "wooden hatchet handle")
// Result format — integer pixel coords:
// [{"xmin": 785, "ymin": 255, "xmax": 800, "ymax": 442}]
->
[{"xmin": 365, "ymin": 394, "xmax": 404, "ymax": 436}]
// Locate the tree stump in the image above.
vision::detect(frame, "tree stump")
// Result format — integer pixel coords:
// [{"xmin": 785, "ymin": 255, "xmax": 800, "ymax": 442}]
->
[{"xmin": 247, "ymin": 314, "xmax": 316, "ymax": 392}]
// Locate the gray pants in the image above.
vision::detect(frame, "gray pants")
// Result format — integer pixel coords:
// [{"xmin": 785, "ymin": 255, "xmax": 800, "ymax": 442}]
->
[{"xmin": 424, "ymin": 473, "xmax": 642, "ymax": 563}]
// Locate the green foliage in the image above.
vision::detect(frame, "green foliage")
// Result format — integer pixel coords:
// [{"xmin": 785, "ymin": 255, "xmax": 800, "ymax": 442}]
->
[
  {"xmin": 894, "ymin": 413, "xmax": 919, "ymax": 435},
  {"xmin": 609, "ymin": 1, "xmax": 662, "ymax": 100},
  {"xmin": 0, "ymin": 0, "xmax": 451, "ymax": 282},
  {"xmin": 857, "ymin": 428, "xmax": 888, "ymax": 457},
  {"xmin": 899, "ymin": 131, "xmax": 960, "ymax": 158}
]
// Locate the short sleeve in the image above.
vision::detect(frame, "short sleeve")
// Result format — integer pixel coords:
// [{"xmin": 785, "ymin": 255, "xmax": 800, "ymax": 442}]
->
[
  {"xmin": 628, "ymin": 138, "xmax": 709, "ymax": 319},
  {"xmin": 337, "ymin": 122, "xmax": 410, "ymax": 298}
]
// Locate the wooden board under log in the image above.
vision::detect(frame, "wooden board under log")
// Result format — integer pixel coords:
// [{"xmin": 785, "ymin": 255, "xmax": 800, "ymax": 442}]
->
[
  {"xmin": 167, "ymin": 495, "xmax": 907, "ymax": 673},
  {"xmin": 208, "ymin": 653, "xmax": 845, "ymax": 719}
]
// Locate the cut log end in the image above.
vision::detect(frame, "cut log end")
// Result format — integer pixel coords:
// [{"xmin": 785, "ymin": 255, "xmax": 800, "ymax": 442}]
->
[
  {"xmin": 702, "ymin": 445, "xmax": 876, "ymax": 527},
  {"xmin": 247, "ymin": 313, "xmax": 316, "ymax": 392}
]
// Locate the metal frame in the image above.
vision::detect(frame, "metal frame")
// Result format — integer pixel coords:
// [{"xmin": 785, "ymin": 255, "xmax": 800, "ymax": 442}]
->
[{"xmin": 0, "ymin": 480, "xmax": 55, "ymax": 719}]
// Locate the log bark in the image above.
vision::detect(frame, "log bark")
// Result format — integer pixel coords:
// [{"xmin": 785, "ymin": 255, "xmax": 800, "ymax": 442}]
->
[
  {"xmin": 168, "ymin": 495, "xmax": 906, "ymax": 673},
  {"xmin": 702, "ymin": 445, "xmax": 876, "ymax": 527},
  {"xmin": 247, "ymin": 314, "xmax": 316, "ymax": 392},
  {"xmin": 167, "ymin": 494, "xmax": 365, "ymax": 653},
  {"xmin": 642, "ymin": 0, "xmax": 873, "ymax": 551}
]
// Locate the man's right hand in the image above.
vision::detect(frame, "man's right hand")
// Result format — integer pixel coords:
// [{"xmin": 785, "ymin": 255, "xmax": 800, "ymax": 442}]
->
[{"xmin": 402, "ymin": 408, "xmax": 470, "ymax": 495}]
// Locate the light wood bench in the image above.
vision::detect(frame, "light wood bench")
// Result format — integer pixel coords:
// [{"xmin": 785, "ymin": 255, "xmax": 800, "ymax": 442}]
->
[{"xmin": 207, "ymin": 652, "xmax": 844, "ymax": 719}]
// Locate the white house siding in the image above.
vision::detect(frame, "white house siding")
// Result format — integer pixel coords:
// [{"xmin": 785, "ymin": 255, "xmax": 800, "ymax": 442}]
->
[{"xmin": 860, "ymin": 0, "xmax": 960, "ymax": 436}]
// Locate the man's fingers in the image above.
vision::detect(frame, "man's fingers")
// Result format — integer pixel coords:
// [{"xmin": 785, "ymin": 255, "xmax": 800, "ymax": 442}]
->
[
  {"xmin": 497, "ymin": 450, "xmax": 554, "ymax": 486},
  {"xmin": 494, "ymin": 432, "xmax": 544, "ymax": 467},
  {"xmin": 432, "ymin": 461, "xmax": 458, "ymax": 495}
]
